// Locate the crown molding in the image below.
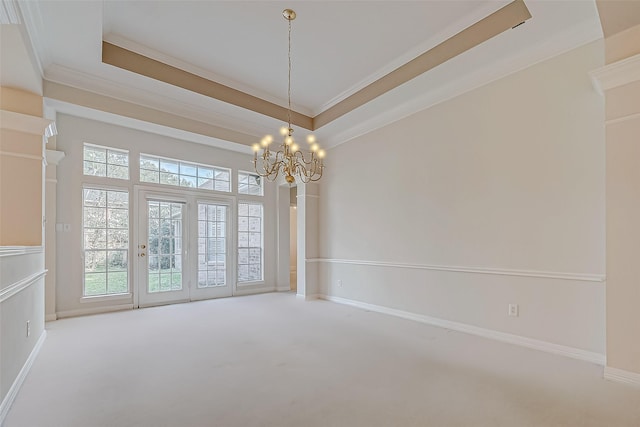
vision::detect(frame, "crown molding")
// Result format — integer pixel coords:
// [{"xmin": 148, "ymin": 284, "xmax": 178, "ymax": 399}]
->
[
  {"xmin": 44, "ymin": 97, "xmax": 253, "ymax": 156},
  {"xmin": 324, "ymin": 18, "xmax": 603, "ymax": 149},
  {"xmin": 103, "ymin": 33, "xmax": 313, "ymax": 118},
  {"xmin": 590, "ymin": 53, "xmax": 640, "ymax": 95},
  {"xmin": 44, "ymin": 64, "xmax": 268, "ymax": 138},
  {"xmin": 0, "ymin": 0, "xmax": 19, "ymax": 24},
  {"xmin": 14, "ymin": 0, "xmax": 46, "ymax": 77},
  {"xmin": 313, "ymin": 1, "xmax": 511, "ymax": 116}
]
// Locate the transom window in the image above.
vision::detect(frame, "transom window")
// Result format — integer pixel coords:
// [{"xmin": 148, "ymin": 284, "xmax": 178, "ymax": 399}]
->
[
  {"xmin": 83, "ymin": 188, "xmax": 129, "ymax": 296},
  {"xmin": 238, "ymin": 202, "xmax": 263, "ymax": 282},
  {"xmin": 140, "ymin": 154, "xmax": 230, "ymax": 192},
  {"xmin": 238, "ymin": 171, "xmax": 263, "ymax": 196},
  {"xmin": 83, "ymin": 144, "xmax": 129, "ymax": 179}
]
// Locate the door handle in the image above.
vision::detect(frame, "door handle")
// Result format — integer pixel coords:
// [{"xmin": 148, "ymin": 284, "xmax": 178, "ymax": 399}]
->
[
  {"xmin": 140, "ymin": 244, "xmax": 146, "ymax": 249},
  {"xmin": 139, "ymin": 252, "xmax": 146, "ymax": 257}
]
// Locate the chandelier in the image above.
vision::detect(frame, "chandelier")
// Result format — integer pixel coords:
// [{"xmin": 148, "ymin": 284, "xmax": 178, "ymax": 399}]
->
[{"xmin": 252, "ymin": 8, "xmax": 325, "ymax": 184}]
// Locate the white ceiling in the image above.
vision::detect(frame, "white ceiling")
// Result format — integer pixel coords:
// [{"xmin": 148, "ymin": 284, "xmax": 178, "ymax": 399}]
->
[{"xmin": 10, "ymin": 0, "xmax": 604, "ymax": 149}]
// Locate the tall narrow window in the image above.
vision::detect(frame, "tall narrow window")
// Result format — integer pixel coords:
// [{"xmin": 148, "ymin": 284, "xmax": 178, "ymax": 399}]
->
[
  {"xmin": 198, "ymin": 203, "xmax": 227, "ymax": 287},
  {"xmin": 238, "ymin": 171, "xmax": 263, "ymax": 196},
  {"xmin": 238, "ymin": 202, "xmax": 263, "ymax": 282},
  {"xmin": 83, "ymin": 144, "xmax": 129, "ymax": 179},
  {"xmin": 83, "ymin": 188, "xmax": 129, "ymax": 296}
]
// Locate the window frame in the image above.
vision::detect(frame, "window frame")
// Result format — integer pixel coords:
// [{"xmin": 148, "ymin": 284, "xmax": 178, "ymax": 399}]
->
[
  {"xmin": 81, "ymin": 184, "xmax": 131, "ymax": 299},
  {"xmin": 139, "ymin": 153, "xmax": 232, "ymax": 193},
  {"xmin": 83, "ymin": 143, "xmax": 130, "ymax": 180},
  {"xmin": 237, "ymin": 170, "xmax": 264, "ymax": 196},
  {"xmin": 237, "ymin": 201, "xmax": 264, "ymax": 285}
]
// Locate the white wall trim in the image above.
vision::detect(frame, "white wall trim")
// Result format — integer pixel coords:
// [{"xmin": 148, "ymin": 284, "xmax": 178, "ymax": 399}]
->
[
  {"xmin": 0, "ymin": 330, "xmax": 46, "ymax": 425},
  {"xmin": 56, "ymin": 303, "xmax": 134, "ymax": 319},
  {"xmin": 606, "ymin": 111, "xmax": 640, "ymax": 126},
  {"xmin": 44, "ymin": 149, "xmax": 65, "ymax": 165},
  {"xmin": 0, "ymin": 151, "xmax": 43, "ymax": 162},
  {"xmin": 308, "ymin": 258, "xmax": 605, "ymax": 283},
  {"xmin": 0, "ymin": 270, "xmax": 47, "ymax": 302},
  {"xmin": 604, "ymin": 367, "xmax": 640, "ymax": 388},
  {"xmin": 0, "ymin": 246, "xmax": 43, "ymax": 257},
  {"xmin": 320, "ymin": 294, "xmax": 606, "ymax": 365},
  {"xmin": 45, "ymin": 313, "xmax": 57, "ymax": 322},
  {"xmin": 0, "ymin": 109, "xmax": 53, "ymax": 135},
  {"xmin": 590, "ymin": 53, "xmax": 640, "ymax": 95}
]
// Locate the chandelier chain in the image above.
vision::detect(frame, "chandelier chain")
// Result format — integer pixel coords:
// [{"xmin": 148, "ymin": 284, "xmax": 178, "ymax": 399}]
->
[{"xmin": 287, "ymin": 16, "xmax": 292, "ymax": 131}]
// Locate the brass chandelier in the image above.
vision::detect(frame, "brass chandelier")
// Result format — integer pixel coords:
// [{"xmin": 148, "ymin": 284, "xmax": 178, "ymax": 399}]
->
[{"xmin": 252, "ymin": 8, "xmax": 325, "ymax": 184}]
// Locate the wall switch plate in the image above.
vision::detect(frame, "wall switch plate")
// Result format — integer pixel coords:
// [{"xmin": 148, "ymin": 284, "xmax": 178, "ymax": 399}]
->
[
  {"xmin": 56, "ymin": 223, "xmax": 63, "ymax": 232},
  {"xmin": 338, "ymin": 279, "xmax": 343, "ymax": 287},
  {"xmin": 508, "ymin": 304, "xmax": 519, "ymax": 317},
  {"xmin": 63, "ymin": 224, "xmax": 71, "ymax": 232}
]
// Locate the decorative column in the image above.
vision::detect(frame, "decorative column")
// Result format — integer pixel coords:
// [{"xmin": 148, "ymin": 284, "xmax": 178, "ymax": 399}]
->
[
  {"xmin": 44, "ymin": 148, "xmax": 64, "ymax": 321},
  {"xmin": 296, "ymin": 182, "xmax": 319, "ymax": 299},
  {"xmin": 591, "ymin": 35, "xmax": 640, "ymax": 384}
]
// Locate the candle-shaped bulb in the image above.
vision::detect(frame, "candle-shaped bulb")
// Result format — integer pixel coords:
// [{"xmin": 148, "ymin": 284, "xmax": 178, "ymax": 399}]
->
[{"xmin": 306, "ymin": 134, "xmax": 316, "ymax": 144}]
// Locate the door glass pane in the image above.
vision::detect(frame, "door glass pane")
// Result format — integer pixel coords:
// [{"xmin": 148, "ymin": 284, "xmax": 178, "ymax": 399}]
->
[
  {"xmin": 197, "ymin": 203, "xmax": 227, "ymax": 288},
  {"xmin": 147, "ymin": 201, "xmax": 183, "ymax": 293}
]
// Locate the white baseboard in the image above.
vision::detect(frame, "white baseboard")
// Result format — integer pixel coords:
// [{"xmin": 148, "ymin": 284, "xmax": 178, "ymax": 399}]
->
[
  {"xmin": 276, "ymin": 285, "xmax": 292, "ymax": 292},
  {"xmin": 0, "ymin": 330, "xmax": 46, "ymax": 424},
  {"xmin": 296, "ymin": 293, "xmax": 320, "ymax": 301},
  {"xmin": 319, "ymin": 294, "xmax": 606, "ymax": 366},
  {"xmin": 57, "ymin": 303, "xmax": 134, "ymax": 319},
  {"xmin": 45, "ymin": 313, "xmax": 57, "ymax": 322},
  {"xmin": 604, "ymin": 367, "xmax": 640, "ymax": 387}
]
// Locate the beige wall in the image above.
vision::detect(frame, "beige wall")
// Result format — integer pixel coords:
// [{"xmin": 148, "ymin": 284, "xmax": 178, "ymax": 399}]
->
[
  {"xmin": 0, "ymin": 87, "xmax": 45, "ymax": 246},
  {"xmin": 318, "ymin": 41, "xmax": 606, "ymax": 354},
  {"xmin": 601, "ymin": 24, "xmax": 640, "ymax": 374}
]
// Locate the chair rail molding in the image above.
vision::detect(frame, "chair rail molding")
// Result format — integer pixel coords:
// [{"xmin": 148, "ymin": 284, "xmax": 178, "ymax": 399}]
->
[{"xmin": 308, "ymin": 258, "xmax": 605, "ymax": 283}]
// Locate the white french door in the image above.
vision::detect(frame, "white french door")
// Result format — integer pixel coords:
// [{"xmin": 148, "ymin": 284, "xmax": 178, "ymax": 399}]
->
[
  {"xmin": 191, "ymin": 201, "xmax": 233, "ymax": 300},
  {"xmin": 136, "ymin": 189, "xmax": 233, "ymax": 307}
]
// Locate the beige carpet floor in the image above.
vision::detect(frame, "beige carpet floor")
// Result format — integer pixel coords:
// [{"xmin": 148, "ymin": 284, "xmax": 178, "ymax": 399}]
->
[{"xmin": 5, "ymin": 292, "xmax": 640, "ymax": 427}]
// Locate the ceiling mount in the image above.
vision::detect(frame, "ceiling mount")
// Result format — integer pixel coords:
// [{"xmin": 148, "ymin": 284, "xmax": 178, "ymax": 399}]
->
[{"xmin": 282, "ymin": 9, "xmax": 296, "ymax": 21}]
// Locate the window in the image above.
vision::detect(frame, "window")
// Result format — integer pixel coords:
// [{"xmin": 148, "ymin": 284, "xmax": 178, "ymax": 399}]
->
[
  {"xmin": 197, "ymin": 203, "xmax": 227, "ymax": 287},
  {"xmin": 237, "ymin": 202, "xmax": 263, "ymax": 282},
  {"xmin": 83, "ymin": 144, "xmax": 129, "ymax": 179},
  {"xmin": 83, "ymin": 188, "xmax": 129, "ymax": 296},
  {"xmin": 140, "ymin": 154, "xmax": 230, "ymax": 192},
  {"xmin": 238, "ymin": 171, "xmax": 263, "ymax": 196}
]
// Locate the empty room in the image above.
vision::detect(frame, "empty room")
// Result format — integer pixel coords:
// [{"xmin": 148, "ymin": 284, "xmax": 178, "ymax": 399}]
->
[{"xmin": 1, "ymin": 0, "xmax": 640, "ymax": 426}]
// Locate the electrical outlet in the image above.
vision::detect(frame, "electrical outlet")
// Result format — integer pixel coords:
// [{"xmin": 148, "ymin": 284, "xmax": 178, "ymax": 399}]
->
[
  {"xmin": 508, "ymin": 304, "xmax": 519, "ymax": 317},
  {"xmin": 337, "ymin": 279, "xmax": 343, "ymax": 287},
  {"xmin": 26, "ymin": 320, "xmax": 31, "ymax": 337}
]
